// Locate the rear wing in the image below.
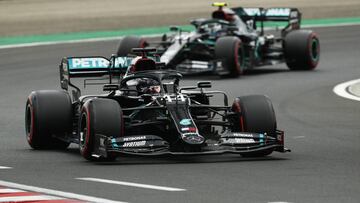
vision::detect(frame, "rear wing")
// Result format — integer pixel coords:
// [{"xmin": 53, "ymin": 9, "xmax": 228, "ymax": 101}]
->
[
  {"xmin": 233, "ymin": 7, "xmax": 301, "ymax": 35},
  {"xmin": 59, "ymin": 56, "xmax": 132, "ymax": 90}
]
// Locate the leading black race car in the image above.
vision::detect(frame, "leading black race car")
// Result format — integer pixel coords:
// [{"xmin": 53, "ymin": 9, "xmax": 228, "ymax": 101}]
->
[
  {"xmin": 117, "ymin": 3, "xmax": 320, "ymax": 77},
  {"xmin": 25, "ymin": 48, "xmax": 289, "ymax": 161}
]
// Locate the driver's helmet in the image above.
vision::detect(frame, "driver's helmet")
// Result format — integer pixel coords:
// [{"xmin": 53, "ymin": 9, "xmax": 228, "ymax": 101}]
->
[
  {"xmin": 212, "ymin": 7, "xmax": 236, "ymax": 22},
  {"xmin": 136, "ymin": 78, "xmax": 161, "ymax": 94}
]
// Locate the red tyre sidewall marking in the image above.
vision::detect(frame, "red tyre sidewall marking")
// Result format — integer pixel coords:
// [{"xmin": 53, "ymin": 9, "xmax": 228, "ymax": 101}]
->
[
  {"xmin": 232, "ymin": 99, "xmax": 245, "ymax": 132},
  {"xmin": 233, "ymin": 41, "xmax": 242, "ymax": 75},
  {"xmin": 80, "ymin": 106, "xmax": 91, "ymax": 158}
]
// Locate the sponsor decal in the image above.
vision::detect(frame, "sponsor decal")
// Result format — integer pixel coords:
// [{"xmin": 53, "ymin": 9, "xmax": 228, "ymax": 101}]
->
[
  {"xmin": 68, "ymin": 58, "xmax": 109, "ymax": 69},
  {"xmin": 179, "ymin": 119, "xmax": 192, "ymax": 126},
  {"xmin": 244, "ymin": 8, "xmax": 261, "ymax": 16},
  {"xmin": 223, "ymin": 133, "xmax": 256, "ymax": 144},
  {"xmin": 114, "ymin": 57, "xmax": 132, "ymax": 69},
  {"xmin": 266, "ymin": 8, "xmax": 291, "ymax": 17},
  {"xmin": 234, "ymin": 138, "xmax": 255, "ymax": 144},
  {"xmin": 181, "ymin": 127, "xmax": 197, "ymax": 132},
  {"xmin": 232, "ymin": 133, "xmax": 254, "ymax": 138},
  {"xmin": 123, "ymin": 136, "xmax": 146, "ymax": 142},
  {"xmin": 122, "ymin": 141, "xmax": 146, "ymax": 147},
  {"xmin": 68, "ymin": 57, "xmax": 131, "ymax": 70},
  {"xmin": 223, "ymin": 138, "xmax": 255, "ymax": 144}
]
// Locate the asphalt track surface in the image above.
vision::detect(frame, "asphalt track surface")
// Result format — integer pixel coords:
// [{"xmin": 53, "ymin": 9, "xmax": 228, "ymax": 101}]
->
[{"xmin": 0, "ymin": 25, "xmax": 360, "ymax": 203}]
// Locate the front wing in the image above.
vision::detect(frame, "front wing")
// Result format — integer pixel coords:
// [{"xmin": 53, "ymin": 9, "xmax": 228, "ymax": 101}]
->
[{"xmin": 93, "ymin": 131, "xmax": 290, "ymax": 158}]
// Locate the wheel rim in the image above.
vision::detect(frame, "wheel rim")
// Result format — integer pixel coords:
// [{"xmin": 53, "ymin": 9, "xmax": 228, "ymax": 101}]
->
[{"xmin": 310, "ymin": 38, "xmax": 319, "ymax": 62}]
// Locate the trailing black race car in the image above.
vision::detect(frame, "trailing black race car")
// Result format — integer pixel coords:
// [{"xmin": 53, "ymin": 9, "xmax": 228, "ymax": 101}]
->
[
  {"xmin": 25, "ymin": 48, "xmax": 290, "ymax": 161},
  {"xmin": 117, "ymin": 2, "xmax": 320, "ymax": 77}
]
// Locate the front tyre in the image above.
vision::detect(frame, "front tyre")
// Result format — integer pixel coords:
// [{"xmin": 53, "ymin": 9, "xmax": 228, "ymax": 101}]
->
[
  {"xmin": 25, "ymin": 90, "xmax": 72, "ymax": 150},
  {"xmin": 284, "ymin": 30, "xmax": 320, "ymax": 70},
  {"xmin": 231, "ymin": 95, "xmax": 277, "ymax": 157},
  {"xmin": 79, "ymin": 98, "xmax": 123, "ymax": 161}
]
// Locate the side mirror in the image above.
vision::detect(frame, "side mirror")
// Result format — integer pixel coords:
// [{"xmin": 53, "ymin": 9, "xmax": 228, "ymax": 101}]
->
[
  {"xmin": 103, "ymin": 84, "xmax": 119, "ymax": 92},
  {"xmin": 59, "ymin": 62, "xmax": 69, "ymax": 90},
  {"xmin": 197, "ymin": 81, "xmax": 212, "ymax": 89},
  {"xmin": 170, "ymin": 26, "xmax": 180, "ymax": 32}
]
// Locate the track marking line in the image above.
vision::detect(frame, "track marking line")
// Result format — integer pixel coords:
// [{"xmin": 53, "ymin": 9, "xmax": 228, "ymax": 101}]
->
[
  {"xmin": 0, "ymin": 195, "xmax": 64, "ymax": 202},
  {"xmin": 0, "ymin": 166, "xmax": 12, "ymax": 169},
  {"xmin": 0, "ymin": 180, "xmax": 127, "ymax": 203},
  {"xmin": 333, "ymin": 79, "xmax": 360, "ymax": 102},
  {"xmin": 0, "ymin": 34, "xmax": 161, "ymax": 50},
  {"xmin": 76, "ymin": 177, "xmax": 186, "ymax": 192},
  {"xmin": 0, "ymin": 188, "xmax": 25, "ymax": 193}
]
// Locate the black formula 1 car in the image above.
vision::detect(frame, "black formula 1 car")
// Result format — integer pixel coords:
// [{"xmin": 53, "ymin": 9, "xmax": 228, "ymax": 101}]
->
[
  {"xmin": 117, "ymin": 3, "xmax": 320, "ymax": 77},
  {"xmin": 25, "ymin": 48, "xmax": 289, "ymax": 161}
]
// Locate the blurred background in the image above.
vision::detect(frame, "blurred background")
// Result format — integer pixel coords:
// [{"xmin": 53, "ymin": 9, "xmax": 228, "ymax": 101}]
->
[{"xmin": 1, "ymin": 0, "xmax": 359, "ymax": 37}]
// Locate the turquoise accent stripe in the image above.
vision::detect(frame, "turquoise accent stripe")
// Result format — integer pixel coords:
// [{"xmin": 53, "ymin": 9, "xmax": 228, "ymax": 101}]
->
[
  {"xmin": 0, "ymin": 17, "xmax": 359, "ymax": 46},
  {"xmin": 111, "ymin": 138, "xmax": 119, "ymax": 148},
  {"xmin": 259, "ymin": 133, "xmax": 264, "ymax": 145}
]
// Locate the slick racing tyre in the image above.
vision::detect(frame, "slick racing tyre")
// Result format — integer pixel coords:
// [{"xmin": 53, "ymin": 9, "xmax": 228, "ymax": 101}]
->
[
  {"xmin": 284, "ymin": 30, "xmax": 320, "ymax": 70},
  {"xmin": 231, "ymin": 95, "xmax": 277, "ymax": 157},
  {"xmin": 215, "ymin": 36, "xmax": 244, "ymax": 77},
  {"xmin": 79, "ymin": 98, "xmax": 123, "ymax": 161},
  {"xmin": 117, "ymin": 36, "xmax": 148, "ymax": 56},
  {"xmin": 25, "ymin": 90, "xmax": 72, "ymax": 150}
]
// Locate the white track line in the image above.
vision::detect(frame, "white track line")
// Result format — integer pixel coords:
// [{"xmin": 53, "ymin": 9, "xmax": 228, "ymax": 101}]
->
[
  {"xmin": 0, "ymin": 34, "xmax": 161, "ymax": 50},
  {"xmin": 77, "ymin": 177, "xmax": 186, "ymax": 192},
  {"xmin": 0, "ymin": 188, "xmax": 25, "ymax": 193},
  {"xmin": 0, "ymin": 166, "xmax": 12, "ymax": 169},
  {"xmin": 0, "ymin": 22, "xmax": 359, "ymax": 50},
  {"xmin": 333, "ymin": 79, "xmax": 360, "ymax": 101},
  {"xmin": 0, "ymin": 180, "xmax": 127, "ymax": 203},
  {"xmin": 0, "ymin": 195, "xmax": 64, "ymax": 202}
]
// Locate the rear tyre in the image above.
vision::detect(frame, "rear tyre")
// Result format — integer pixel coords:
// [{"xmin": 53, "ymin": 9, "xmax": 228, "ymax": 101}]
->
[
  {"xmin": 79, "ymin": 98, "xmax": 123, "ymax": 161},
  {"xmin": 215, "ymin": 36, "xmax": 244, "ymax": 77},
  {"xmin": 117, "ymin": 36, "xmax": 148, "ymax": 56},
  {"xmin": 284, "ymin": 30, "xmax": 320, "ymax": 70},
  {"xmin": 25, "ymin": 90, "xmax": 72, "ymax": 150},
  {"xmin": 231, "ymin": 95, "xmax": 277, "ymax": 157}
]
